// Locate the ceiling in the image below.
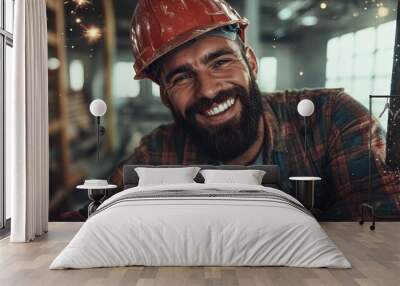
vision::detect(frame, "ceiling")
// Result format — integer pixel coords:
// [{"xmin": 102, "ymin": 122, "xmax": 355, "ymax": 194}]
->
[
  {"xmin": 62, "ymin": 0, "xmax": 398, "ymax": 47},
  {"xmin": 257, "ymin": 0, "xmax": 397, "ymax": 40}
]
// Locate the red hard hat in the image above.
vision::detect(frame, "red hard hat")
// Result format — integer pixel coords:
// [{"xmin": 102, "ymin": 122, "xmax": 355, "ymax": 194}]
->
[{"xmin": 130, "ymin": 0, "xmax": 249, "ymax": 81}]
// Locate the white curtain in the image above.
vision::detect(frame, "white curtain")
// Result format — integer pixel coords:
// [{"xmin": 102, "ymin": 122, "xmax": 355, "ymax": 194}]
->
[{"xmin": 6, "ymin": 0, "xmax": 49, "ymax": 242}]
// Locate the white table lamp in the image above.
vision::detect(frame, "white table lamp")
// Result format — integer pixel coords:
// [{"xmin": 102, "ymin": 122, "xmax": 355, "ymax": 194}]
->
[
  {"xmin": 297, "ymin": 99, "xmax": 314, "ymax": 117},
  {"xmin": 90, "ymin": 99, "xmax": 107, "ymax": 117}
]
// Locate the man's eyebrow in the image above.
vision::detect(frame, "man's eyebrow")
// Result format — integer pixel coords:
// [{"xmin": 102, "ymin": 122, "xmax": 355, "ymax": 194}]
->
[
  {"xmin": 201, "ymin": 48, "xmax": 237, "ymax": 64},
  {"xmin": 164, "ymin": 64, "xmax": 194, "ymax": 84}
]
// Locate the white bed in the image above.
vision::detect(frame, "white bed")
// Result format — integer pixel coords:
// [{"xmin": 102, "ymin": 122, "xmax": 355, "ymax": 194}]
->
[{"xmin": 50, "ymin": 183, "xmax": 351, "ymax": 269}]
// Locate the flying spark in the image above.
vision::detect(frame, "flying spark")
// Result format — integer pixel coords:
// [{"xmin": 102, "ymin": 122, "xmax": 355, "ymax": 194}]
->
[
  {"xmin": 74, "ymin": 0, "xmax": 90, "ymax": 7},
  {"xmin": 84, "ymin": 26, "xmax": 102, "ymax": 43}
]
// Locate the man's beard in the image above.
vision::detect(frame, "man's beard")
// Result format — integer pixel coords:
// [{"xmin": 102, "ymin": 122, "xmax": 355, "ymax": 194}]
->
[{"xmin": 172, "ymin": 79, "xmax": 264, "ymax": 162}]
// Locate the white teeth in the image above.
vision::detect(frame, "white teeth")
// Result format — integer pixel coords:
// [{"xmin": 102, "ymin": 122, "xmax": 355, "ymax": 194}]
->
[{"xmin": 205, "ymin": 97, "xmax": 236, "ymax": 117}]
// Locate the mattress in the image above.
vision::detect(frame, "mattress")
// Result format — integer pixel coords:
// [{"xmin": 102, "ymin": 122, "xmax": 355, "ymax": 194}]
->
[{"xmin": 50, "ymin": 183, "xmax": 351, "ymax": 269}]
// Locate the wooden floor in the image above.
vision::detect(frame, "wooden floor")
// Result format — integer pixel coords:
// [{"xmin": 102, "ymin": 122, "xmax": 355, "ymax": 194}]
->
[{"xmin": 0, "ymin": 222, "xmax": 399, "ymax": 286}]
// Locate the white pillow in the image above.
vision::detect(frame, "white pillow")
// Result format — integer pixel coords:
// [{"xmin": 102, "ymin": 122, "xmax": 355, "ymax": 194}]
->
[
  {"xmin": 200, "ymin": 169, "xmax": 266, "ymax": 185},
  {"xmin": 135, "ymin": 167, "xmax": 200, "ymax": 186}
]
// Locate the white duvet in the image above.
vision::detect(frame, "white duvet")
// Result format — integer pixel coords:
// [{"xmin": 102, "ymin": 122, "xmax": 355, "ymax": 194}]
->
[{"xmin": 50, "ymin": 183, "xmax": 351, "ymax": 269}]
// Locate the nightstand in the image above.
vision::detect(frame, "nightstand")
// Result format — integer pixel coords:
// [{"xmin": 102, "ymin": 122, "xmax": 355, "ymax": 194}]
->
[
  {"xmin": 76, "ymin": 184, "xmax": 117, "ymax": 217},
  {"xmin": 289, "ymin": 176, "xmax": 321, "ymax": 210}
]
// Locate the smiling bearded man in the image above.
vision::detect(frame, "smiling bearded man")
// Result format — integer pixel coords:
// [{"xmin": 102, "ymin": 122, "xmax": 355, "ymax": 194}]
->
[
  {"xmin": 155, "ymin": 31, "xmax": 266, "ymax": 166},
  {"xmin": 109, "ymin": 0, "xmax": 400, "ymax": 219}
]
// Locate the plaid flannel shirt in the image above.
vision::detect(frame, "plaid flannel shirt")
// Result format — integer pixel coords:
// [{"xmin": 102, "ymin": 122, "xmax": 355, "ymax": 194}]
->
[{"xmin": 109, "ymin": 88, "xmax": 400, "ymax": 219}]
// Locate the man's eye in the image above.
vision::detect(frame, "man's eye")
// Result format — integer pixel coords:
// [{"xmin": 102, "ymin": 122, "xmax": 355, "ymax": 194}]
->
[
  {"xmin": 173, "ymin": 74, "xmax": 192, "ymax": 85},
  {"xmin": 212, "ymin": 59, "xmax": 230, "ymax": 68}
]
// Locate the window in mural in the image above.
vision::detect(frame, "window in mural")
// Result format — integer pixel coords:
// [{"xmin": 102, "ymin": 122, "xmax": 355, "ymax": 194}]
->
[
  {"xmin": 70, "ymin": 59, "xmax": 85, "ymax": 92},
  {"xmin": 258, "ymin": 57, "xmax": 278, "ymax": 92},
  {"xmin": 152, "ymin": 82, "xmax": 160, "ymax": 97},
  {"xmin": 113, "ymin": 62, "xmax": 140, "ymax": 98},
  {"xmin": 325, "ymin": 20, "xmax": 396, "ymax": 130},
  {"xmin": 48, "ymin": 0, "xmax": 400, "ymax": 222}
]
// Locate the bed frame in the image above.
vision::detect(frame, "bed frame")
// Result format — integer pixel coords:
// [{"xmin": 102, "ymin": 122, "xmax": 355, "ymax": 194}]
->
[
  {"xmin": 122, "ymin": 164, "xmax": 281, "ymax": 189},
  {"xmin": 99, "ymin": 165, "xmax": 281, "ymax": 209}
]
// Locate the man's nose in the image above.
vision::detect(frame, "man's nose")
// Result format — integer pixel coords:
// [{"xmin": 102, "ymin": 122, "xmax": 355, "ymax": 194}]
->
[{"xmin": 196, "ymin": 72, "xmax": 221, "ymax": 100}]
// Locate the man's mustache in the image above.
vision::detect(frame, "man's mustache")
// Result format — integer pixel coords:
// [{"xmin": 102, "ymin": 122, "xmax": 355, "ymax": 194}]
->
[{"xmin": 185, "ymin": 86, "xmax": 247, "ymax": 118}]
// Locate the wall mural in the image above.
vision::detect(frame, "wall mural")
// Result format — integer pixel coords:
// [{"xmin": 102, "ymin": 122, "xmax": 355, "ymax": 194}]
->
[{"xmin": 47, "ymin": 0, "xmax": 400, "ymax": 221}]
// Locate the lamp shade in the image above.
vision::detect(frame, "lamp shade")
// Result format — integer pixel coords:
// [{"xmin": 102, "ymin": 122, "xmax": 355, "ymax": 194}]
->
[
  {"xmin": 297, "ymin": 99, "xmax": 315, "ymax": 117},
  {"xmin": 90, "ymin": 99, "xmax": 107, "ymax": 117}
]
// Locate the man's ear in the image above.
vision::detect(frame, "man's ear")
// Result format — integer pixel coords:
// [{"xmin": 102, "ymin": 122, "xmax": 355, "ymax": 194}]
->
[{"xmin": 244, "ymin": 46, "xmax": 258, "ymax": 79}]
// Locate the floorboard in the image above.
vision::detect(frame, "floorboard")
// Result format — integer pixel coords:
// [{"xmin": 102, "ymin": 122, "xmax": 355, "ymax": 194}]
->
[{"xmin": 0, "ymin": 222, "xmax": 399, "ymax": 286}]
